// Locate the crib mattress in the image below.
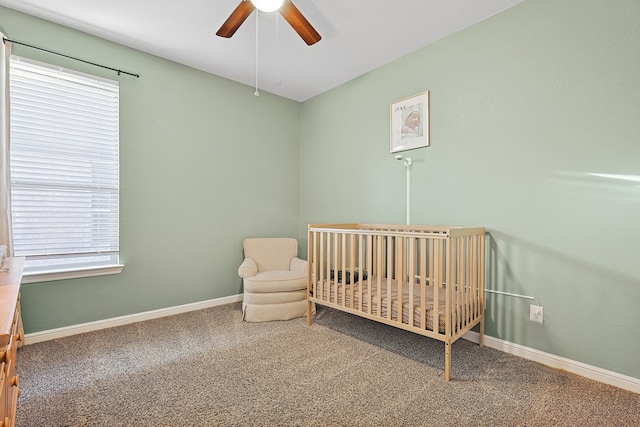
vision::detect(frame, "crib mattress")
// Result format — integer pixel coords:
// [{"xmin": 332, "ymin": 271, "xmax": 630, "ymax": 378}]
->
[{"xmin": 314, "ymin": 277, "xmax": 452, "ymax": 333}]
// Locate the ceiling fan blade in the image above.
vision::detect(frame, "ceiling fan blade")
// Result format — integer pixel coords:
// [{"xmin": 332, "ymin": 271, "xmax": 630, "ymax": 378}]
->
[
  {"xmin": 216, "ymin": 1, "xmax": 255, "ymax": 38},
  {"xmin": 280, "ymin": 1, "xmax": 321, "ymax": 46}
]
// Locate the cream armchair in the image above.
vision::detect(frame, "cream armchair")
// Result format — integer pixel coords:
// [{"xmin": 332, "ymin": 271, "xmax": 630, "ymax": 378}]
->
[{"xmin": 238, "ymin": 238, "xmax": 310, "ymax": 322}]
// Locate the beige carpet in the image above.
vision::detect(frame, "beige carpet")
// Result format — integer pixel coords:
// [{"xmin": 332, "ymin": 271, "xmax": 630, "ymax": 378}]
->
[{"xmin": 16, "ymin": 302, "xmax": 640, "ymax": 426}]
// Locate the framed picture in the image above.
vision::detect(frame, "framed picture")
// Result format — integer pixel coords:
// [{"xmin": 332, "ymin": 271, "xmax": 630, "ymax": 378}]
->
[{"xmin": 390, "ymin": 91, "xmax": 430, "ymax": 153}]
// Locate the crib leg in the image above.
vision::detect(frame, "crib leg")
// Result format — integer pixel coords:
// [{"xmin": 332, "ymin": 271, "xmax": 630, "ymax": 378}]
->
[
  {"xmin": 306, "ymin": 300, "xmax": 313, "ymax": 326},
  {"xmin": 479, "ymin": 318, "xmax": 485, "ymax": 347},
  {"xmin": 444, "ymin": 342, "xmax": 452, "ymax": 382}
]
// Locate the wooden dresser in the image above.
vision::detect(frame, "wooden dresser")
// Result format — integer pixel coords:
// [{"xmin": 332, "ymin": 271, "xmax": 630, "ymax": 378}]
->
[{"xmin": 0, "ymin": 257, "xmax": 24, "ymax": 427}]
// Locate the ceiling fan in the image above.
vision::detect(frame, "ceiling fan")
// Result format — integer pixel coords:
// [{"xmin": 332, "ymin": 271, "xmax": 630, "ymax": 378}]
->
[{"xmin": 216, "ymin": 0, "xmax": 322, "ymax": 46}]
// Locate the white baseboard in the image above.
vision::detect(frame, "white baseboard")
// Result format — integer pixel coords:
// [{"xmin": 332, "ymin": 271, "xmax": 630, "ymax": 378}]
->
[
  {"xmin": 24, "ymin": 298, "xmax": 638, "ymax": 395},
  {"xmin": 463, "ymin": 331, "xmax": 640, "ymax": 394},
  {"xmin": 24, "ymin": 294, "xmax": 243, "ymax": 345}
]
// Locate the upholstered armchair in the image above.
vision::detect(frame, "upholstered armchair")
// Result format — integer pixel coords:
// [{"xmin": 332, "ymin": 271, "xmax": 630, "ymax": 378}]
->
[{"xmin": 238, "ymin": 238, "xmax": 310, "ymax": 322}]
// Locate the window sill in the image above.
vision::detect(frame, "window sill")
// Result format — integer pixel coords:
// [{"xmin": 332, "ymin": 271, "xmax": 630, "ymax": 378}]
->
[{"xmin": 21, "ymin": 264, "xmax": 125, "ymax": 284}]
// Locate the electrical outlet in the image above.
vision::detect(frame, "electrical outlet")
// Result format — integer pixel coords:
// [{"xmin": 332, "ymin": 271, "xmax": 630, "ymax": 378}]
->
[{"xmin": 530, "ymin": 305, "xmax": 543, "ymax": 324}]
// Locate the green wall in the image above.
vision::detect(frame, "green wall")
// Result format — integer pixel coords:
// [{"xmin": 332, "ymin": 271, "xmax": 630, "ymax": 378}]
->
[
  {"xmin": 300, "ymin": 0, "xmax": 640, "ymax": 379},
  {"xmin": 1, "ymin": 7, "xmax": 301, "ymax": 332}
]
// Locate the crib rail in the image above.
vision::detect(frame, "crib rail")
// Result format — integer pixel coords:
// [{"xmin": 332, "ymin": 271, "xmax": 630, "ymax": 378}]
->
[{"xmin": 307, "ymin": 223, "xmax": 485, "ymax": 344}]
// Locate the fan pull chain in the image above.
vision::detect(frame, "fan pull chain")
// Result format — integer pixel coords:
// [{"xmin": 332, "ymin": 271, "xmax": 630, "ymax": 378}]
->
[
  {"xmin": 275, "ymin": 14, "xmax": 281, "ymax": 86},
  {"xmin": 254, "ymin": 12, "xmax": 259, "ymax": 96}
]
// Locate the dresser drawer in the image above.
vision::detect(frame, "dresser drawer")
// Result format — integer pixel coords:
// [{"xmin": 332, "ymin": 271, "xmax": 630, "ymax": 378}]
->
[
  {"xmin": 9, "ymin": 300, "xmax": 22, "ymax": 350},
  {"xmin": 1, "ymin": 339, "xmax": 18, "ymax": 427},
  {"xmin": 0, "ymin": 361, "xmax": 6, "ymax": 425}
]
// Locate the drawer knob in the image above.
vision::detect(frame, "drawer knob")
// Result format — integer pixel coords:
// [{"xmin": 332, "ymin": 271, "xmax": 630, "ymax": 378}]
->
[{"xmin": 10, "ymin": 375, "xmax": 18, "ymax": 387}]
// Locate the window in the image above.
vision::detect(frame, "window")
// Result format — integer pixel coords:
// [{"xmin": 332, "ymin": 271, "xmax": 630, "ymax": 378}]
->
[{"xmin": 9, "ymin": 56, "xmax": 122, "ymax": 280}]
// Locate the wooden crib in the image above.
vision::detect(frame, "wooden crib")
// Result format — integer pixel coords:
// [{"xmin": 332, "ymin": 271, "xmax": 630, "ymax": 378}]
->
[{"xmin": 306, "ymin": 224, "xmax": 486, "ymax": 381}]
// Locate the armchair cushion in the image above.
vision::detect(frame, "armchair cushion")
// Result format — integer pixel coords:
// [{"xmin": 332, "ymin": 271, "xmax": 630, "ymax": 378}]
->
[{"xmin": 243, "ymin": 270, "xmax": 307, "ymax": 293}]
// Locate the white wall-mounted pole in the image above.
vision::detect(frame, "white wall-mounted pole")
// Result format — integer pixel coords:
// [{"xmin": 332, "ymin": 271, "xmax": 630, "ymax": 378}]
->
[{"xmin": 395, "ymin": 155, "xmax": 413, "ymax": 225}]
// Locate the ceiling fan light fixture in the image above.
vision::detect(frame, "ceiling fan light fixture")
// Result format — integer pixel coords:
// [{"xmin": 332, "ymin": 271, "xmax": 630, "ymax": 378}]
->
[{"xmin": 250, "ymin": 0, "xmax": 284, "ymax": 13}]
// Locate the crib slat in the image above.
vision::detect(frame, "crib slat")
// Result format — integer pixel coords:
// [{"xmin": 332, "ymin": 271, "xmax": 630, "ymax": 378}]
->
[
  {"xmin": 470, "ymin": 235, "xmax": 476, "ymax": 319},
  {"xmin": 395, "ymin": 236, "xmax": 402, "ymax": 323},
  {"xmin": 340, "ymin": 233, "xmax": 346, "ymax": 307},
  {"xmin": 459, "ymin": 237, "xmax": 464, "ymax": 330},
  {"xmin": 408, "ymin": 237, "xmax": 415, "ymax": 327},
  {"xmin": 467, "ymin": 237, "xmax": 474, "ymax": 324},
  {"xmin": 327, "ymin": 233, "xmax": 333, "ymax": 303},
  {"xmin": 348, "ymin": 234, "xmax": 354, "ymax": 309},
  {"xmin": 386, "ymin": 236, "xmax": 393, "ymax": 321},
  {"xmin": 467, "ymin": 237, "xmax": 473, "ymax": 325},
  {"xmin": 458, "ymin": 237, "xmax": 463, "ymax": 329},
  {"xmin": 462, "ymin": 237, "xmax": 469, "ymax": 324},
  {"xmin": 325, "ymin": 232, "xmax": 329, "ymax": 302},
  {"xmin": 432, "ymin": 239, "xmax": 440, "ymax": 335},
  {"xmin": 366, "ymin": 234, "xmax": 373, "ymax": 315},
  {"xmin": 355, "ymin": 234, "xmax": 367, "ymax": 311},
  {"xmin": 376, "ymin": 235, "xmax": 383, "ymax": 316},
  {"xmin": 330, "ymin": 233, "xmax": 340, "ymax": 304},
  {"xmin": 420, "ymin": 237, "xmax": 427, "ymax": 330},
  {"xmin": 470, "ymin": 237, "xmax": 475, "ymax": 319},
  {"xmin": 471, "ymin": 235, "xmax": 478, "ymax": 320},
  {"xmin": 319, "ymin": 232, "xmax": 325, "ymax": 302}
]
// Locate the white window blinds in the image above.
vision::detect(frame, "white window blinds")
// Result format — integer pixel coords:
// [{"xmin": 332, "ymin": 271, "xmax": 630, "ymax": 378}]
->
[{"xmin": 9, "ymin": 56, "xmax": 120, "ymax": 272}]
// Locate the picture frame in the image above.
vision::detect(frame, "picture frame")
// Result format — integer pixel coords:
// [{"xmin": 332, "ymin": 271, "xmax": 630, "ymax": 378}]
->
[{"xmin": 390, "ymin": 91, "xmax": 430, "ymax": 153}]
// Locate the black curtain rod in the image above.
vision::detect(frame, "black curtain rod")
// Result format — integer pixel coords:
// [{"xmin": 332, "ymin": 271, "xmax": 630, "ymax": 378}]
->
[{"xmin": 2, "ymin": 37, "xmax": 140, "ymax": 78}]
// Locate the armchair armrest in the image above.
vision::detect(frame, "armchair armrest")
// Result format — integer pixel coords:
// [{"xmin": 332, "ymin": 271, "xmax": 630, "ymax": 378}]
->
[
  {"xmin": 238, "ymin": 258, "xmax": 258, "ymax": 278},
  {"xmin": 290, "ymin": 257, "xmax": 308, "ymax": 274}
]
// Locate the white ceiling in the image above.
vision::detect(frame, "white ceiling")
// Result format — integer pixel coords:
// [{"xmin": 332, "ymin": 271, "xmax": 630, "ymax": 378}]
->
[{"xmin": 0, "ymin": 0, "xmax": 525, "ymax": 102}]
